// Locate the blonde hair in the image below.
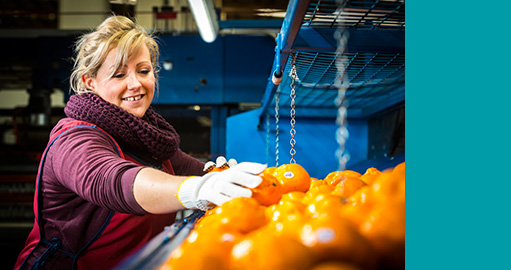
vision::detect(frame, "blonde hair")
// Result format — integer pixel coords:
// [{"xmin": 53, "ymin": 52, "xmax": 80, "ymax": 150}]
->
[{"xmin": 70, "ymin": 15, "xmax": 160, "ymax": 94}]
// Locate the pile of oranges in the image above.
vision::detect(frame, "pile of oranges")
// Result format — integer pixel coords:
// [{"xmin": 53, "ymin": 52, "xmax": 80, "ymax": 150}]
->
[{"xmin": 159, "ymin": 162, "xmax": 405, "ymax": 270}]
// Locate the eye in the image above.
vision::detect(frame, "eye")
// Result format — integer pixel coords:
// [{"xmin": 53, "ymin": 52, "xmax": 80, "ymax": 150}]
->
[
  {"xmin": 113, "ymin": 73, "xmax": 125, "ymax": 78},
  {"xmin": 139, "ymin": 69, "xmax": 151, "ymax": 75}
]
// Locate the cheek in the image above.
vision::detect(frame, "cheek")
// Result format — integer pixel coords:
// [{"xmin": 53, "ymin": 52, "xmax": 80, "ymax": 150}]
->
[
  {"xmin": 95, "ymin": 81, "xmax": 121, "ymax": 101},
  {"xmin": 142, "ymin": 77, "xmax": 156, "ymax": 92},
  {"xmin": 105, "ymin": 83, "xmax": 126, "ymax": 99}
]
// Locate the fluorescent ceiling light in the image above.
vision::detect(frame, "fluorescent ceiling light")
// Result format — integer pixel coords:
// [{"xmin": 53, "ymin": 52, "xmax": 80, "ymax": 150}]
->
[
  {"xmin": 109, "ymin": 0, "xmax": 137, "ymax": 5},
  {"xmin": 255, "ymin": 8, "xmax": 287, "ymax": 18},
  {"xmin": 187, "ymin": 0, "xmax": 219, "ymax": 43}
]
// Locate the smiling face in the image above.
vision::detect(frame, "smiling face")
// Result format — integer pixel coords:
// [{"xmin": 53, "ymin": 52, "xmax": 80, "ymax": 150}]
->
[{"xmin": 82, "ymin": 44, "xmax": 155, "ymax": 118}]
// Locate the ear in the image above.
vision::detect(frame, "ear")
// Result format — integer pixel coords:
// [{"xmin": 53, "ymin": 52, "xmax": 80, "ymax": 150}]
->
[{"xmin": 82, "ymin": 74, "xmax": 95, "ymax": 90}]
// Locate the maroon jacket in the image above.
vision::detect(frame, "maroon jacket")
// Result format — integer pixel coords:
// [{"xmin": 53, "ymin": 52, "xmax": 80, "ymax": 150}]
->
[{"xmin": 15, "ymin": 118, "xmax": 205, "ymax": 269}]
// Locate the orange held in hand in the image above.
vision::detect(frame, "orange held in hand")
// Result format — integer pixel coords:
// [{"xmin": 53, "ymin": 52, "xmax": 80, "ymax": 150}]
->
[
  {"xmin": 251, "ymin": 168, "xmax": 283, "ymax": 206},
  {"xmin": 273, "ymin": 163, "xmax": 311, "ymax": 194}
]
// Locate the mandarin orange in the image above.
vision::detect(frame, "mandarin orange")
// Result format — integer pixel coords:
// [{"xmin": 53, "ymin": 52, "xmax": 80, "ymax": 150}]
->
[
  {"xmin": 208, "ymin": 197, "xmax": 267, "ymax": 234},
  {"xmin": 230, "ymin": 227, "xmax": 316, "ymax": 270},
  {"xmin": 359, "ymin": 204, "xmax": 405, "ymax": 245},
  {"xmin": 299, "ymin": 215, "xmax": 376, "ymax": 269},
  {"xmin": 370, "ymin": 169, "xmax": 405, "ymax": 207},
  {"xmin": 309, "ymin": 261, "xmax": 363, "ymax": 270},
  {"xmin": 273, "ymin": 163, "xmax": 311, "ymax": 194},
  {"xmin": 164, "ymin": 226, "xmax": 237, "ymax": 270},
  {"xmin": 338, "ymin": 186, "xmax": 373, "ymax": 227},
  {"xmin": 339, "ymin": 204, "xmax": 370, "ymax": 229},
  {"xmin": 358, "ymin": 163, "xmax": 405, "ymax": 270},
  {"xmin": 344, "ymin": 186, "xmax": 372, "ymax": 207},
  {"xmin": 393, "ymin": 162, "xmax": 405, "ymax": 174},
  {"xmin": 304, "ymin": 193, "xmax": 344, "ymax": 219},
  {"xmin": 164, "ymin": 243, "xmax": 229, "ymax": 270},
  {"xmin": 360, "ymin": 167, "xmax": 381, "ymax": 185},
  {"xmin": 309, "ymin": 179, "xmax": 329, "ymax": 190},
  {"xmin": 331, "ymin": 176, "xmax": 368, "ymax": 198},
  {"xmin": 323, "ymin": 170, "xmax": 362, "ymax": 186},
  {"xmin": 303, "ymin": 185, "xmax": 335, "ymax": 204},
  {"xmin": 264, "ymin": 166, "xmax": 277, "ymax": 175},
  {"xmin": 265, "ymin": 212, "xmax": 308, "ymax": 240},
  {"xmin": 280, "ymin": 191, "xmax": 306, "ymax": 203},
  {"xmin": 194, "ymin": 210, "xmax": 226, "ymax": 231},
  {"xmin": 251, "ymin": 168, "xmax": 283, "ymax": 206},
  {"xmin": 266, "ymin": 199, "xmax": 306, "ymax": 222},
  {"xmin": 359, "ymin": 204, "xmax": 405, "ymax": 270}
]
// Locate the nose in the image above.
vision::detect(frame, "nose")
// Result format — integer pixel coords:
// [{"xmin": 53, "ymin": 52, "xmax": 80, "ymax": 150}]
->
[{"xmin": 126, "ymin": 72, "xmax": 141, "ymax": 90}]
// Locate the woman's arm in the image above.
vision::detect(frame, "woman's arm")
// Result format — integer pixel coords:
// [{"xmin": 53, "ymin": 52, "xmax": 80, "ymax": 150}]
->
[
  {"xmin": 50, "ymin": 123, "xmax": 263, "ymax": 214},
  {"xmin": 51, "ymin": 125, "xmax": 189, "ymax": 215},
  {"xmin": 169, "ymin": 148, "xmax": 206, "ymax": 176},
  {"xmin": 132, "ymin": 167, "xmax": 188, "ymax": 214}
]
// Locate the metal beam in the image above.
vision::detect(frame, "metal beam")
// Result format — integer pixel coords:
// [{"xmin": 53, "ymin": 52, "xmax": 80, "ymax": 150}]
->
[
  {"xmin": 257, "ymin": 0, "xmax": 311, "ymax": 128},
  {"xmin": 218, "ymin": 19, "xmax": 283, "ymax": 29}
]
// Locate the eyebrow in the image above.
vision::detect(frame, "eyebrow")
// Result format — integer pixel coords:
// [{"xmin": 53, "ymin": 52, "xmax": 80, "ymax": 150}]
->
[
  {"xmin": 136, "ymin": 61, "xmax": 152, "ymax": 67},
  {"xmin": 108, "ymin": 60, "xmax": 152, "ymax": 72}
]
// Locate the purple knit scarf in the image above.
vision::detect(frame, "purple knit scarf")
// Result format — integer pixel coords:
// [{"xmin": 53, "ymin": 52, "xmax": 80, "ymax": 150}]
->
[{"xmin": 64, "ymin": 93, "xmax": 180, "ymax": 162}]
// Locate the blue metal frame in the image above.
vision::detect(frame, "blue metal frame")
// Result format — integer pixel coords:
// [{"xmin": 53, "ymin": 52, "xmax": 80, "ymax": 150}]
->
[
  {"xmin": 219, "ymin": 19, "xmax": 283, "ymax": 29},
  {"xmin": 258, "ymin": 0, "xmax": 311, "ymax": 128}
]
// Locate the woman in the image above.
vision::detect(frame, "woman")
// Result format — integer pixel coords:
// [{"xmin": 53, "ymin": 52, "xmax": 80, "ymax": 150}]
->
[{"xmin": 15, "ymin": 15, "xmax": 264, "ymax": 270}]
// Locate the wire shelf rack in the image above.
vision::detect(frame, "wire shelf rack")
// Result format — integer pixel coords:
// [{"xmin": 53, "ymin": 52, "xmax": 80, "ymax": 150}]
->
[
  {"xmin": 260, "ymin": 0, "xmax": 404, "ymax": 120},
  {"xmin": 303, "ymin": 0, "xmax": 405, "ymax": 30},
  {"xmin": 272, "ymin": 50, "xmax": 404, "ymax": 117}
]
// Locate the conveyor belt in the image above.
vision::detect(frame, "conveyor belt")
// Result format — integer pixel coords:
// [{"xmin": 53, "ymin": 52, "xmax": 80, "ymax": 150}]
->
[{"xmin": 113, "ymin": 210, "xmax": 205, "ymax": 270}]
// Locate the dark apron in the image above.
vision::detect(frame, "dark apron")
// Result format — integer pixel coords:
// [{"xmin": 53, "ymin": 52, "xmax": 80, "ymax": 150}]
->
[{"xmin": 17, "ymin": 120, "xmax": 172, "ymax": 270}]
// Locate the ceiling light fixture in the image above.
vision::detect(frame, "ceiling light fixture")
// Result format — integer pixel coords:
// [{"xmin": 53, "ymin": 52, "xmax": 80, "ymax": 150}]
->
[
  {"xmin": 255, "ymin": 8, "xmax": 287, "ymax": 18},
  {"xmin": 187, "ymin": 0, "xmax": 219, "ymax": 43},
  {"xmin": 109, "ymin": 0, "xmax": 137, "ymax": 5},
  {"xmin": 163, "ymin": 60, "xmax": 173, "ymax": 71}
]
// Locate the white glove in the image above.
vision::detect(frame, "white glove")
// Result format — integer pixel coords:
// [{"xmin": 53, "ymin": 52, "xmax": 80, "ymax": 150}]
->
[
  {"xmin": 177, "ymin": 162, "xmax": 265, "ymax": 211},
  {"xmin": 204, "ymin": 156, "xmax": 238, "ymax": 172}
]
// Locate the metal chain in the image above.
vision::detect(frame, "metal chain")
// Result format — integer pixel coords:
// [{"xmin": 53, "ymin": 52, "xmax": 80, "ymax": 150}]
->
[
  {"xmin": 265, "ymin": 113, "xmax": 270, "ymax": 165},
  {"xmin": 335, "ymin": 4, "xmax": 350, "ymax": 170},
  {"xmin": 289, "ymin": 52, "xmax": 297, "ymax": 164},
  {"xmin": 275, "ymin": 89, "xmax": 280, "ymax": 167}
]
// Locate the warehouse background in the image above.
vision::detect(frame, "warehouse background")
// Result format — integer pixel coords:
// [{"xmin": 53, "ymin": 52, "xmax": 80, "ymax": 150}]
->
[{"xmin": 0, "ymin": 0, "xmax": 404, "ymax": 268}]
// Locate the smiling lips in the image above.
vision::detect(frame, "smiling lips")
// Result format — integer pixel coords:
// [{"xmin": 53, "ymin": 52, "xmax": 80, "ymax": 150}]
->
[{"xmin": 122, "ymin": 94, "xmax": 144, "ymax": 101}]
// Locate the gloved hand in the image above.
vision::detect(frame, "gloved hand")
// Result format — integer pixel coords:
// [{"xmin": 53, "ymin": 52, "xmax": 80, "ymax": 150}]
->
[
  {"xmin": 204, "ymin": 156, "xmax": 238, "ymax": 172},
  {"xmin": 177, "ymin": 162, "xmax": 265, "ymax": 211}
]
